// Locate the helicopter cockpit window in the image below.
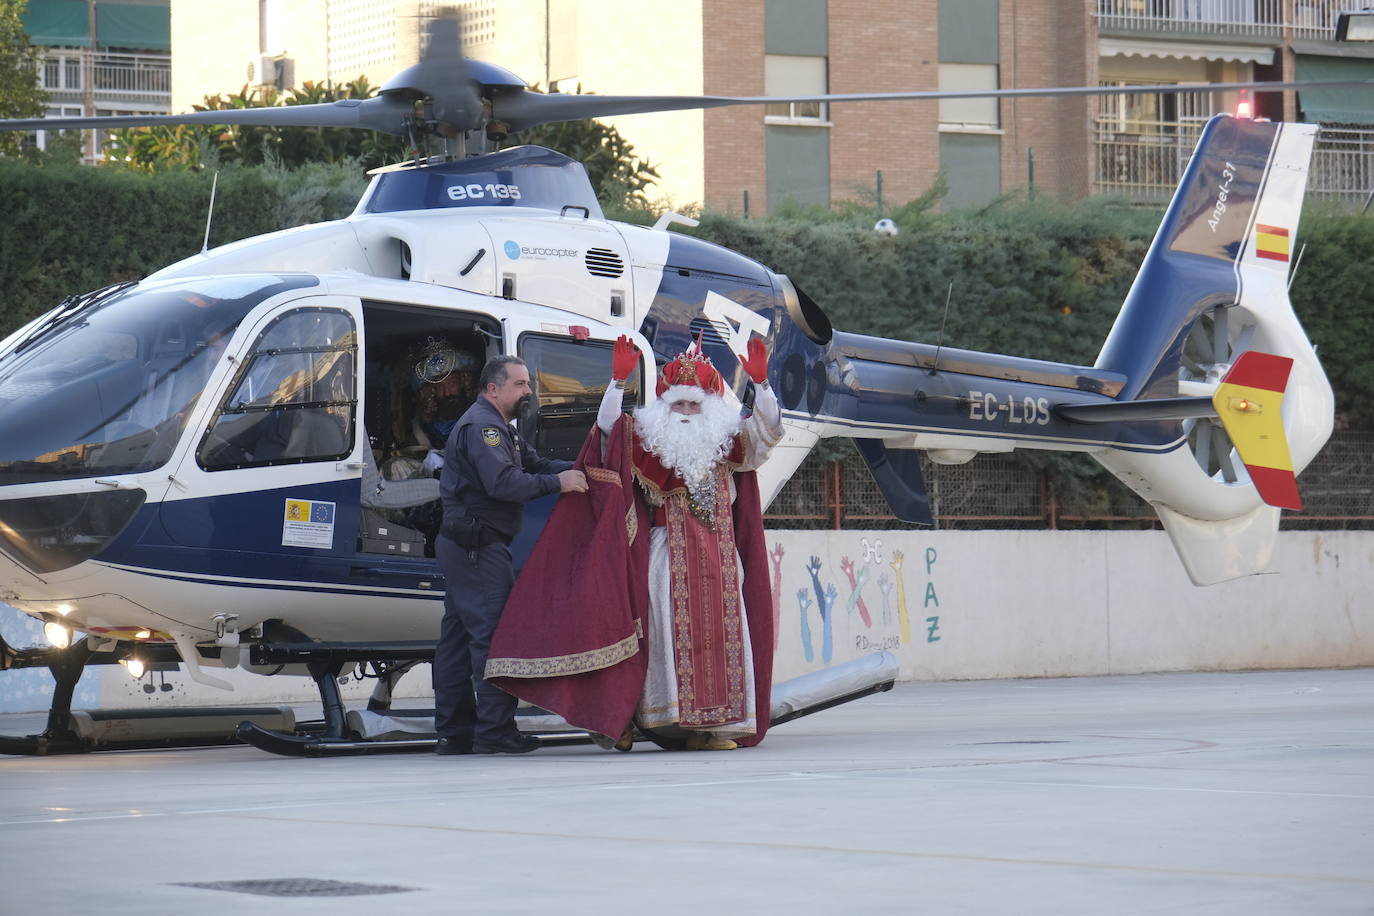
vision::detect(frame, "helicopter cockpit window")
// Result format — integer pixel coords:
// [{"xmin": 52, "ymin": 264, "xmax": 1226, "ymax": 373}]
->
[
  {"xmin": 198, "ymin": 308, "xmax": 357, "ymax": 471},
  {"xmin": 518, "ymin": 335, "xmax": 640, "ymax": 462},
  {"xmin": 0, "ymin": 275, "xmax": 314, "ymax": 486}
]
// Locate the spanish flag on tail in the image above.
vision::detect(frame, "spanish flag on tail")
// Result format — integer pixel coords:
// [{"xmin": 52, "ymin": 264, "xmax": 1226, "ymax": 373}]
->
[{"xmin": 1212, "ymin": 351, "xmax": 1301, "ymax": 510}]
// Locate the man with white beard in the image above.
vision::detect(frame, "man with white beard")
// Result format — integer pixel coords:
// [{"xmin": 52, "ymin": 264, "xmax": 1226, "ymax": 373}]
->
[{"xmin": 486, "ymin": 335, "xmax": 782, "ymax": 751}]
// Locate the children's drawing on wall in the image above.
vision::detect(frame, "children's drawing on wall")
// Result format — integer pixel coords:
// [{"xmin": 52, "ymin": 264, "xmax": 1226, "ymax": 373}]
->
[
  {"xmin": 838, "ymin": 556, "xmax": 872, "ymax": 628},
  {"xmin": 889, "ymin": 549, "xmax": 911, "ymax": 643},
  {"xmin": 771, "ymin": 535, "xmax": 950, "ymax": 672},
  {"xmin": 922, "ymin": 546, "xmax": 941, "ymax": 643},
  {"xmin": 769, "ymin": 542, "xmax": 785, "ymax": 651},
  {"xmin": 804, "ymin": 555, "xmax": 836, "ymax": 664}
]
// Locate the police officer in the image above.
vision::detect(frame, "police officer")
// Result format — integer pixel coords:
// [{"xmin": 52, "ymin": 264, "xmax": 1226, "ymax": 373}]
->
[{"xmin": 434, "ymin": 355, "xmax": 586, "ymax": 755}]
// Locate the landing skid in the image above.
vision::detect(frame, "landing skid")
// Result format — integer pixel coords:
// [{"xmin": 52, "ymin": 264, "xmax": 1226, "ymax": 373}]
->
[{"xmin": 237, "ymin": 652, "xmax": 901, "ymax": 757}]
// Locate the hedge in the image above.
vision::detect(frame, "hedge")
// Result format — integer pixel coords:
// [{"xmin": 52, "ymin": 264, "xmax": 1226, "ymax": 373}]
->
[{"xmin": 1, "ymin": 159, "xmax": 1370, "ymax": 425}]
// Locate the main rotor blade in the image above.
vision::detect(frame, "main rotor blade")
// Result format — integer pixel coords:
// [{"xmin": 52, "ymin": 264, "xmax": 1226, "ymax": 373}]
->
[
  {"xmin": 493, "ymin": 77, "xmax": 1374, "ymax": 132},
  {"xmin": 0, "ymin": 94, "xmax": 416, "ymax": 135}
]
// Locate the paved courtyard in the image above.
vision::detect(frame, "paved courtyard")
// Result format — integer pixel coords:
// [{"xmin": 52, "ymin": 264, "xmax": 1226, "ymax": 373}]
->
[{"xmin": 1, "ymin": 668, "xmax": 1371, "ymax": 915}]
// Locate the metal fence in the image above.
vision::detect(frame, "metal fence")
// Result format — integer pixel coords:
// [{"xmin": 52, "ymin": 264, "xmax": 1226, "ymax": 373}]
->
[
  {"xmin": 1094, "ymin": 121, "xmax": 1374, "ymax": 205},
  {"xmin": 1096, "ymin": 0, "xmax": 1340, "ymax": 40},
  {"xmin": 764, "ymin": 429, "xmax": 1374, "ymax": 530}
]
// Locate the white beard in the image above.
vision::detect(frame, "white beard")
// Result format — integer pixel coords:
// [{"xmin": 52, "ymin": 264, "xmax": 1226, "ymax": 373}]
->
[{"xmin": 636, "ymin": 394, "xmax": 741, "ymax": 505}]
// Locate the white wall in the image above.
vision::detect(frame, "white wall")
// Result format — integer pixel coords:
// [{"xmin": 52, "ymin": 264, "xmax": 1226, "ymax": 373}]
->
[{"xmin": 2, "ymin": 530, "xmax": 1369, "ymax": 714}]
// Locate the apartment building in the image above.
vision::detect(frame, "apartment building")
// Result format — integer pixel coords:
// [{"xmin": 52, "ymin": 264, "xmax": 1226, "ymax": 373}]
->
[
  {"xmin": 21, "ymin": 0, "xmax": 171, "ymax": 163},
  {"xmin": 166, "ymin": 1, "xmax": 1370, "ymax": 211},
  {"xmin": 1094, "ymin": 0, "xmax": 1374, "ymax": 204}
]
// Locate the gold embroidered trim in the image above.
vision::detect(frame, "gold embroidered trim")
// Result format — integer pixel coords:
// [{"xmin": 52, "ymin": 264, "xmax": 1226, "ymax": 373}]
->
[
  {"xmin": 586, "ymin": 466, "xmax": 621, "ymax": 486},
  {"xmin": 484, "ymin": 631, "xmax": 640, "ymax": 679},
  {"xmin": 626, "ymin": 504, "xmax": 638, "ymax": 543}
]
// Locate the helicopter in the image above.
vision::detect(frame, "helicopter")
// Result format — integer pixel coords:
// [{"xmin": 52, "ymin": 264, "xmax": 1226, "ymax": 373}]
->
[{"xmin": 0, "ymin": 14, "xmax": 1337, "ymax": 756}]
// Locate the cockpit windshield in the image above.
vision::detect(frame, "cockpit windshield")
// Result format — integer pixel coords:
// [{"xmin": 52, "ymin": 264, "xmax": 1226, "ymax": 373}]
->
[{"xmin": 0, "ymin": 275, "xmax": 318, "ymax": 486}]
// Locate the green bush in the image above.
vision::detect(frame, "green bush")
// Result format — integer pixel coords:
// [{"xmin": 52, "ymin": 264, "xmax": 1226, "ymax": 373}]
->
[{"xmin": 1, "ymin": 158, "xmax": 1369, "ymax": 430}]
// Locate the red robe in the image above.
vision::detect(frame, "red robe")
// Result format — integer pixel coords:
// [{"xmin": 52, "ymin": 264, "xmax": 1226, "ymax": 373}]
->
[{"xmin": 487, "ymin": 414, "xmax": 775, "ymax": 747}]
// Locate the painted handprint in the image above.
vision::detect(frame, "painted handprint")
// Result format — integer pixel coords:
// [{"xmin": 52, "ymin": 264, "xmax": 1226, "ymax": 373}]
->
[
  {"xmin": 889, "ymin": 549, "xmax": 911, "ymax": 643},
  {"xmin": 796, "ymin": 589, "xmax": 814, "ymax": 663},
  {"xmin": 769, "ymin": 543, "xmax": 785, "ymax": 651},
  {"xmin": 877, "ymin": 573, "xmax": 894, "ymax": 626},
  {"xmin": 839, "ymin": 555, "xmax": 873, "ymax": 628},
  {"xmin": 820, "ymin": 583, "xmax": 837, "ymax": 664}
]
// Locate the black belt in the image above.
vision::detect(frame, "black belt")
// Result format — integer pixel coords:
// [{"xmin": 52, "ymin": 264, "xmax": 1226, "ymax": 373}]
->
[{"xmin": 440, "ymin": 516, "xmax": 510, "ymax": 548}]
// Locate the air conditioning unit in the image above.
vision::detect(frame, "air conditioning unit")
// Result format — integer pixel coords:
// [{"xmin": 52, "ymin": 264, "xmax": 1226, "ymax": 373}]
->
[
  {"xmin": 245, "ymin": 55, "xmax": 293, "ymax": 88},
  {"xmin": 245, "ymin": 55, "xmax": 277, "ymax": 86}
]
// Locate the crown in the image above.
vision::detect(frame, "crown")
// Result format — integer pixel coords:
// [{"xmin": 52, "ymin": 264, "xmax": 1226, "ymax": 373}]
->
[{"xmin": 656, "ymin": 336, "xmax": 724, "ymax": 398}]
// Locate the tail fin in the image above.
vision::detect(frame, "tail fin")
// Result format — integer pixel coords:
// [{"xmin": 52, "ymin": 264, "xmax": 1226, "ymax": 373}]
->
[{"xmin": 1091, "ymin": 114, "xmax": 1334, "ymax": 584}]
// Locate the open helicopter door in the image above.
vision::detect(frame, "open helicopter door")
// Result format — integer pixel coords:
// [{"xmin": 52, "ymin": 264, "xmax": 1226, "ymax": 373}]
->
[
  {"xmin": 504, "ymin": 314, "xmax": 652, "ymax": 566},
  {"xmin": 156, "ymin": 294, "xmax": 367, "ymax": 672}
]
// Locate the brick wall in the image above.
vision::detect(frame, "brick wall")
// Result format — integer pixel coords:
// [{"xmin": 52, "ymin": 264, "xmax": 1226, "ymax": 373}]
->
[
  {"xmin": 703, "ymin": 0, "xmax": 766, "ymax": 215},
  {"xmin": 999, "ymin": 0, "xmax": 1095, "ymax": 199},
  {"xmin": 828, "ymin": 0, "xmax": 941, "ymax": 211}
]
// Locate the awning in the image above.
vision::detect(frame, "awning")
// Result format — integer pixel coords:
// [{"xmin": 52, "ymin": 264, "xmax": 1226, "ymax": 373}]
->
[
  {"xmin": 1099, "ymin": 37, "xmax": 1275, "ymax": 65},
  {"xmin": 1295, "ymin": 54, "xmax": 1374, "ymax": 125},
  {"xmin": 20, "ymin": 0, "xmax": 89, "ymax": 47},
  {"xmin": 96, "ymin": 3, "xmax": 170, "ymax": 51}
]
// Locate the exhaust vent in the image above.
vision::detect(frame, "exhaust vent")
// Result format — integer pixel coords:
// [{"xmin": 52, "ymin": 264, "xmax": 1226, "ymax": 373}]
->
[{"xmin": 585, "ymin": 247, "xmax": 625, "ymax": 278}]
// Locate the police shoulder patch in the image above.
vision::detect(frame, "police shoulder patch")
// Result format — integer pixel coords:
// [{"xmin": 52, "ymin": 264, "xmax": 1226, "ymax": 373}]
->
[{"xmin": 481, "ymin": 427, "xmax": 502, "ymax": 447}]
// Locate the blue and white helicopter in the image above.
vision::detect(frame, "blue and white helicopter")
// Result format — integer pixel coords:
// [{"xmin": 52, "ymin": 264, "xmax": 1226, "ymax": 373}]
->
[{"xmin": 0, "ymin": 16, "xmax": 1336, "ymax": 755}]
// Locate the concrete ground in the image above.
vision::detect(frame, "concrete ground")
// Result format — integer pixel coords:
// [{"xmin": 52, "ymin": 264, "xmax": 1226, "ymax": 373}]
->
[{"xmin": 1, "ymin": 668, "xmax": 1370, "ymax": 915}]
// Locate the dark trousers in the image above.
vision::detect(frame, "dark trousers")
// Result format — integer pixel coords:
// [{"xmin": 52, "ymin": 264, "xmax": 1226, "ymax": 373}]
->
[{"xmin": 433, "ymin": 536, "xmax": 519, "ymax": 743}]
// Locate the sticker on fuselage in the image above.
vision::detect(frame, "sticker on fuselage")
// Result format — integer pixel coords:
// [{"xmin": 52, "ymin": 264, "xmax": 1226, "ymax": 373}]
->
[{"xmin": 282, "ymin": 499, "xmax": 336, "ymax": 549}]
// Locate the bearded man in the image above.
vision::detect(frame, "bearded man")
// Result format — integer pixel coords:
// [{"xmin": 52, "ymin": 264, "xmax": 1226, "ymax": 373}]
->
[{"xmin": 486, "ymin": 336, "xmax": 782, "ymax": 750}]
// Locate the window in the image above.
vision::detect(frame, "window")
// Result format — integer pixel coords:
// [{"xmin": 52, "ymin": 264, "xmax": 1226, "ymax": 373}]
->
[
  {"xmin": 518, "ymin": 336, "xmax": 640, "ymax": 462},
  {"xmin": 64, "ymin": 57, "xmax": 81, "ymax": 90},
  {"xmin": 199, "ymin": 308, "xmax": 357, "ymax": 470},
  {"xmin": 938, "ymin": 63, "xmax": 999, "ymax": 129},
  {"xmin": 765, "ymin": 54, "xmax": 828, "ymax": 123}
]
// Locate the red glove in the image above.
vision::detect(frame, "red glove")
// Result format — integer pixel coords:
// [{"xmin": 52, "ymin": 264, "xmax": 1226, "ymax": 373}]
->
[
  {"xmin": 739, "ymin": 337, "xmax": 769, "ymax": 384},
  {"xmin": 612, "ymin": 334, "xmax": 640, "ymax": 382}
]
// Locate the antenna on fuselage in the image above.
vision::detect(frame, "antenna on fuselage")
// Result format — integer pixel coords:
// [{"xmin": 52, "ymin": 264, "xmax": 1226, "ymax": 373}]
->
[
  {"xmin": 930, "ymin": 281, "xmax": 954, "ymax": 375},
  {"xmin": 200, "ymin": 171, "xmax": 220, "ymax": 255}
]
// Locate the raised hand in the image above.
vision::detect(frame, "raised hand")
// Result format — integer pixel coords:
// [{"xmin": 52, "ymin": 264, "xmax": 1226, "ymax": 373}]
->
[
  {"xmin": 877, "ymin": 573, "xmax": 894, "ymax": 626},
  {"xmin": 739, "ymin": 336, "xmax": 769, "ymax": 384},
  {"xmin": 889, "ymin": 550, "xmax": 910, "ymax": 644},
  {"xmin": 796, "ymin": 589, "xmax": 814, "ymax": 663},
  {"xmin": 612, "ymin": 334, "xmax": 640, "ymax": 382},
  {"xmin": 769, "ymin": 542, "xmax": 785, "ymax": 651},
  {"xmin": 821, "ymin": 583, "xmax": 837, "ymax": 664},
  {"xmin": 839, "ymin": 555, "xmax": 873, "ymax": 628}
]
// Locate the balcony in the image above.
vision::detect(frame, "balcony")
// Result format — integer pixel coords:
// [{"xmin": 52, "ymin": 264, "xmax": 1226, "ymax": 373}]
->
[
  {"xmin": 1096, "ymin": 0, "xmax": 1342, "ymax": 42},
  {"xmin": 40, "ymin": 50, "xmax": 171, "ymax": 107},
  {"xmin": 1093, "ymin": 118, "xmax": 1374, "ymax": 206}
]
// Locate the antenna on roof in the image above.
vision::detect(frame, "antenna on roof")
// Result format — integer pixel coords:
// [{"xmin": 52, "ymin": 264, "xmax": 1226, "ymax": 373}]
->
[
  {"xmin": 930, "ymin": 281, "xmax": 954, "ymax": 375},
  {"xmin": 201, "ymin": 171, "xmax": 220, "ymax": 255}
]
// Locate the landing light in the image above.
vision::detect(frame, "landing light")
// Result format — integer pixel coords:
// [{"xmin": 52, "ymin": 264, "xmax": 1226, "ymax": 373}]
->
[
  {"xmin": 121, "ymin": 657, "xmax": 146, "ymax": 679},
  {"xmin": 55, "ymin": 603, "xmax": 73, "ymax": 617},
  {"xmin": 43, "ymin": 621, "xmax": 71, "ymax": 649},
  {"xmin": 134, "ymin": 629, "xmax": 151, "ymax": 639}
]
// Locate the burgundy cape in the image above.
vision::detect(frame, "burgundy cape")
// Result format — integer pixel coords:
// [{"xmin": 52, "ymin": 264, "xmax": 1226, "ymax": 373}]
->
[{"xmin": 486, "ymin": 415, "xmax": 776, "ymax": 747}]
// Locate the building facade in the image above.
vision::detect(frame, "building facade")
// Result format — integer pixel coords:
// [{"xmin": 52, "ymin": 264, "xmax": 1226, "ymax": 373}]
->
[
  {"xmin": 21, "ymin": 0, "xmax": 172, "ymax": 163},
  {"xmin": 164, "ymin": 0, "xmax": 1372, "ymax": 211}
]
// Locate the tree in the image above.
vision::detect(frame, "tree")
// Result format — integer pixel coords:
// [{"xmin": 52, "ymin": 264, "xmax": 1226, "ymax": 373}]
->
[
  {"xmin": 104, "ymin": 77, "xmax": 659, "ymax": 208},
  {"xmin": 0, "ymin": 0, "xmax": 45, "ymax": 157},
  {"xmin": 103, "ymin": 78, "xmax": 404, "ymax": 172}
]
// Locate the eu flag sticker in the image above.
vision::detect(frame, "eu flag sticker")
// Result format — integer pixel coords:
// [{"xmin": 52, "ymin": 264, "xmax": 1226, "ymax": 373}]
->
[{"xmin": 282, "ymin": 498, "xmax": 337, "ymax": 549}]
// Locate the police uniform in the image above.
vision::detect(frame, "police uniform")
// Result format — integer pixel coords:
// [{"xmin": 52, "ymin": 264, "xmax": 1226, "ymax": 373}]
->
[{"xmin": 433, "ymin": 396, "xmax": 572, "ymax": 750}]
